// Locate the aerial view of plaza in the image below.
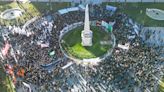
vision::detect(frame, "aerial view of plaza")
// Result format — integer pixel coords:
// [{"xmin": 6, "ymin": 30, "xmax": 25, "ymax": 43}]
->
[{"xmin": 0, "ymin": 0, "xmax": 164, "ymax": 92}]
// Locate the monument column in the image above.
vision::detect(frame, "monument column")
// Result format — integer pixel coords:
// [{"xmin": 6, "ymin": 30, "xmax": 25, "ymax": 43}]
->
[
  {"xmin": 81, "ymin": 4, "xmax": 93, "ymax": 46},
  {"xmin": 84, "ymin": 4, "xmax": 90, "ymax": 32}
]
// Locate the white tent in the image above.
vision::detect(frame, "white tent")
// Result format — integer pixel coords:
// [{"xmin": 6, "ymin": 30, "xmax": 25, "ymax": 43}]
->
[
  {"xmin": 58, "ymin": 7, "xmax": 79, "ymax": 15},
  {"xmin": 106, "ymin": 5, "xmax": 117, "ymax": 12}
]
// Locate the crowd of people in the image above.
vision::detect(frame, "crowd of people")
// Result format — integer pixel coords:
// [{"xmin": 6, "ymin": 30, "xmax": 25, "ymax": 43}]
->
[{"xmin": 0, "ymin": 4, "xmax": 163, "ymax": 92}]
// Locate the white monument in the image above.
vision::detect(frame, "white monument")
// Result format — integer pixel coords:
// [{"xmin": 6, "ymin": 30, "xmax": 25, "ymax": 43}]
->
[{"xmin": 81, "ymin": 4, "xmax": 93, "ymax": 46}]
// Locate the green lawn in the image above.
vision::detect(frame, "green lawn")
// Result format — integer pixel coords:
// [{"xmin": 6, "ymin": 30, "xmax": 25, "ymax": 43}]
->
[
  {"xmin": 0, "ymin": 1, "xmax": 70, "ymax": 26},
  {"xmin": 0, "ymin": 2, "xmax": 164, "ymax": 26},
  {"xmin": 0, "ymin": 64, "xmax": 15, "ymax": 92},
  {"xmin": 62, "ymin": 26, "xmax": 112, "ymax": 59},
  {"xmin": 159, "ymin": 77, "xmax": 164, "ymax": 92},
  {"xmin": 104, "ymin": 2, "xmax": 164, "ymax": 27}
]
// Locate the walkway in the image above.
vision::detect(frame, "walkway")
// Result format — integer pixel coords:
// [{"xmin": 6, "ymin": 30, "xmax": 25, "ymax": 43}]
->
[{"xmin": 146, "ymin": 8, "xmax": 164, "ymax": 20}]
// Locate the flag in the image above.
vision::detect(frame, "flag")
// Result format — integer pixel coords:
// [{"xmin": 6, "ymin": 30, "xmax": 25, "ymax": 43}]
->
[
  {"xmin": 107, "ymin": 25, "xmax": 113, "ymax": 32},
  {"xmin": 101, "ymin": 21, "xmax": 113, "ymax": 32},
  {"xmin": 49, "ymin": 51, "xmax": 55, "ymax": 56},
  {"xmin": 1, "ymin": 42, "xmax": 10, "ymax": 56}
]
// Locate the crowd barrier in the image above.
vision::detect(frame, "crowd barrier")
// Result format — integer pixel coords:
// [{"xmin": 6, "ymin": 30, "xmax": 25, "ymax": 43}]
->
[{"xmin": 59, "ymin": 21, "xmax": 116, "ymax": 66}]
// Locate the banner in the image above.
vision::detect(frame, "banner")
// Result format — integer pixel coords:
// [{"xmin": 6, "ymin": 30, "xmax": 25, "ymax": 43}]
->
[{"xmin": 101, "ymin": 21, "xmax": 113, "ymax": 32}]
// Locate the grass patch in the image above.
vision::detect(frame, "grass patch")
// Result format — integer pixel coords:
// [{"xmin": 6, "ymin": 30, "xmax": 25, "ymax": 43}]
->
[
  {"xmin": 62, "ymin": 26, "xmax": 112, "ymax": 59},
  {"xmin": 159, "ymin": 77, "xmax": 164, "ymax": 92},
  {"xmin": 103, "ymin": 2, "xmax": 164, "ymax": 27},
  {"xmin": 0, "ymin": 65, "xmax": 15, "ymax": 92},
  {"xmin": 0, "ymin": 2, "xmax": 164, "ymax": 26},
  {"xmin": 0, "ymin": 1, "xmax": 70, "ymax": 26}
]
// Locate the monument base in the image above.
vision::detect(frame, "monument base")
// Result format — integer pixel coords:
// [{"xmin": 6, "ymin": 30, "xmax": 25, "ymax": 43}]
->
[{"xmin": 81, "ymin": 30, "xmax": 93, "ymax": 46}]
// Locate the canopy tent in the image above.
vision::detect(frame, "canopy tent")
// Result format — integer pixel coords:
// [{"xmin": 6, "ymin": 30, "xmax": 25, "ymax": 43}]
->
[
  {"xmin": 106, "ymin": 5, "xmax": 117, "ymax": 12},
  {"xmin": 58, "ymin": 7, "xmax": 79, "ymax": 15},
  {"xmin": 68, "ymin": 7, "xmax": 79, "ymax": 12},
  {"xmin": 78, "ymin": 4, "xmax": 85, "ymax": 10},
  {"xmin": 58, "ymin": 9, "xmax": 68, "ymax": 15}
]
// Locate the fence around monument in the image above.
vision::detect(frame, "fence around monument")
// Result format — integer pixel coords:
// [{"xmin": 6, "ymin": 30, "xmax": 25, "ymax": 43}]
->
[{"xmin": 59, "ymin": 21, "xmax": 116, "ymax": 65}]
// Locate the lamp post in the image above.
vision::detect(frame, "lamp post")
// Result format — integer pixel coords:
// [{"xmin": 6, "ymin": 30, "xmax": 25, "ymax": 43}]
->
[{"xmin": 49, "ymin": 0, "xmax": 52, "ymax": 11}]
